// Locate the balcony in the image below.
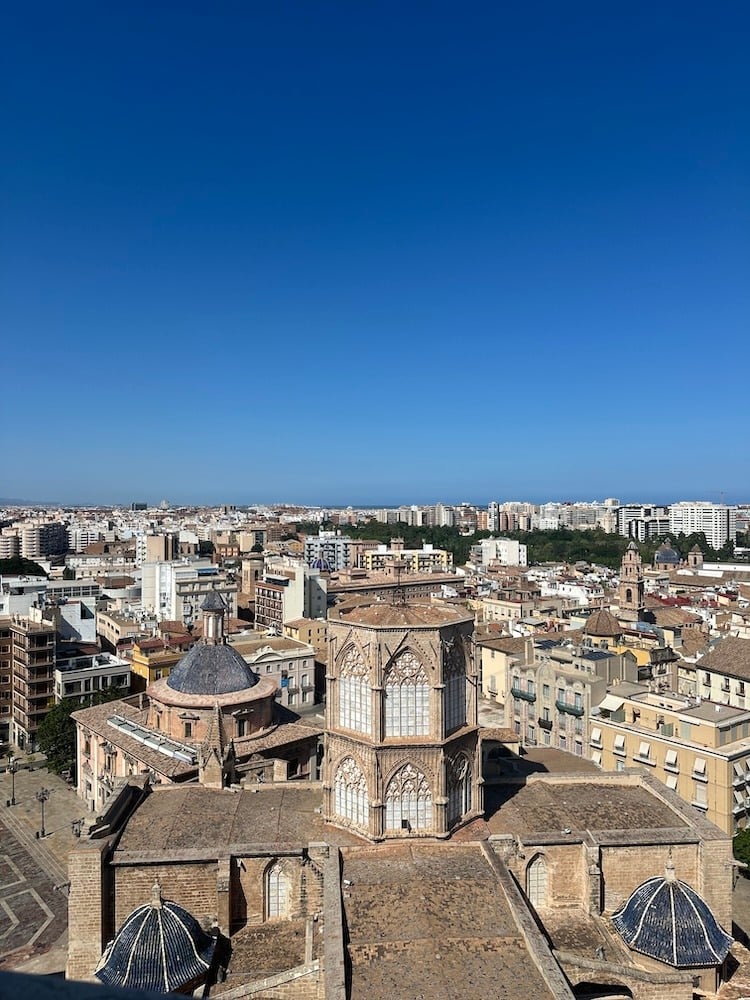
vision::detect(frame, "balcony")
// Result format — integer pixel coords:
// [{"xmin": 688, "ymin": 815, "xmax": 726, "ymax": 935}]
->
[
  {"xmin": 555, "ymin": 699, "xmax": 583, "ymax": 717},
  {"xmin": 538, "ymin": 717, "xmax": 553, "ymax": 732},
  {"xmin": 511, "ymin": 686, "xmax": 536, "ymax": 703}
]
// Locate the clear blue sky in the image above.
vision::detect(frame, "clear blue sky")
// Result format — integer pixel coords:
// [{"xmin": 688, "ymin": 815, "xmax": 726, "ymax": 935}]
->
[{"xmin": 2, "ymin": 2, "xmax": 748, "ymax": 506}]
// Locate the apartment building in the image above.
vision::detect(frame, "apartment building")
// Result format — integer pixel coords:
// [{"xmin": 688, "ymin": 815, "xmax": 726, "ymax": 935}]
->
[
  {"xmin": 669, "ymin": 502, "xmax": 737, "ymax": 550},
  {"xmin": 0, "ymin": 620, "xmax": 11, "ymax": 746},
  {"xmin": 505, "ymin": 639, "xmax": 640, "ymax": 758},
  {"xmin": 591, "ymin": 683, "xmax": 750, "ymax": 835},
  {"xmin": 470, "ymin": 537, "xmax": 528, "ymax": 568},
  {"xmin": 303, "ymin": 530, "xmax": 356, "ymax": 571},
  {"xmin": 228, "ymin": 633, "xmax": 316, "ymax": 708},
  {"xmin": 140, "ymin": 558, "xmax": 238, "ymax": 624},
  {"xmin": 361, "ymin": 541, "xmax": 453, "ymax": 574},
  {"xmin": 676, "ymin": 637, "xmax": 750, "ymax": 707},
  {"xmin": 20, "ymin": 522, "xmax": 69, "ymax": 559},
  {"xmin": 128, "ymin": 634, "xmax": 196, "ymax": 692},
  {"xmin": 617, "ymin": 504, "xmax": 670, "ymax": 541},
  {"xmin": 10, "ymin": 611, "xmax": 56, "ymax": 750},
  {"xmin": 55, "ymin": 650, "xmax": 130, "ymax": 702},
  {"xmin": 255, "ymin": 561, "xmax": 327, "ymax": 632}
]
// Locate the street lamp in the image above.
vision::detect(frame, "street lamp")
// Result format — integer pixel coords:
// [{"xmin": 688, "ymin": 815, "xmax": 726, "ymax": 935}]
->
[
  {"xmin": 35, "ymin": 787, "xmax": 50, "ymax": 838},
  {"xmin": 6, "ymin": 754, "xmax": 18, "ymax": 807}
]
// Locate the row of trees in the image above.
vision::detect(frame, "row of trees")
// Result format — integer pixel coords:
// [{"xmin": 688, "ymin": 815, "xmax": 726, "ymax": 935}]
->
[{"xmin": 297, "ymin": 522, "xmax": 741, "ymax": 571}]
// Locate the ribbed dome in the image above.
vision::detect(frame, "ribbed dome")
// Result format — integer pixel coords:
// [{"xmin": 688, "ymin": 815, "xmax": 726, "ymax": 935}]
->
[
  {"xmin": 612, "ymin": 870, "xmax": 732, "ymax": 968},
  {"xmin": 167, "ymin": 642, "xmax": 259, "ymax": 695},
  {"xmin": 95, "ymin": 889, "xmax": 216, "ymax": 992}
]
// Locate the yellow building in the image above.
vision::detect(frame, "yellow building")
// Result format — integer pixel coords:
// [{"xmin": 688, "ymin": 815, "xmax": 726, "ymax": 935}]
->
[
  {"xmin": 592, "ymin": 682, "xmax": 750, "ymax": 835},
  {"xmin": 128, "ymin": 635, "xmax": 195, "ymax": 692}
]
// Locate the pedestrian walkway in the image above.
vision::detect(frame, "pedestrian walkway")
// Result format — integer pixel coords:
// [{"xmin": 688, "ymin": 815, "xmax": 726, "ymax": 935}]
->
[{"xmin": 0, "ymin": 756, "xmax": 89, "ymax": 973}]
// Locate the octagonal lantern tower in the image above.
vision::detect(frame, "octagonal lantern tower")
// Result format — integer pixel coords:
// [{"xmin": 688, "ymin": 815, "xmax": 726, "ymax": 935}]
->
[{"xmin": 324, "ymin": 599, "xmax": 482, "ymax": 841}]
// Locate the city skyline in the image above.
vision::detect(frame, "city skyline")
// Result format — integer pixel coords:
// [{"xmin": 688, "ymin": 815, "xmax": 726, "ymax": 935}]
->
[{"xmin": 3, "ymin": 4, "xmax": 748, "ymax": 505}]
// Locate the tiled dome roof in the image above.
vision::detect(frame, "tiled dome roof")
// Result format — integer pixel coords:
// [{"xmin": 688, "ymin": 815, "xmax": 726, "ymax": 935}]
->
[
  {"xmin": 655, "ymin": 539, "xmax": 682, "ymax": 565},
  {"xmin": 167, "ymin": 642, "xmax": 260, "ymax": 695},
  {"xmin": 612, "ymin": 868, "xmax": 732, "ymax": 968},
  {"xmin": 95, "ymin": 886, "xmax": 216, "ymax": 992},
  {"xmin": 584, "ymin": 608, "xmax": 621, "ymax": 637}
]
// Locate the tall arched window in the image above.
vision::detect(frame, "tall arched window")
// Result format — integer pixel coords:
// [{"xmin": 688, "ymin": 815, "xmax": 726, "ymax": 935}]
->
[
  {"xmin": 527, "ymin": 854, "xmax": 548, "ymax": 908},
  {"xmin": 384, "ymin": 652, "xmax": 429, "ymax": 737},
  {"xmin": 385, "ymin": 763, "xmax": 432, "ymax": 831},
  {"xmin": 625, "ymin": 588, "xmax": 633, "ymax": 603},
  {"xmin": 444, "ymin": 638, "xmax": 466, "ymax": 734},
  {"xmin": 333, "ymin": 756, "xmax": 369, "ymax": 828},
  {"xmin": 338, "ymin": 646, "xmax": 371, "ymax": 735},
  {"xmin": 266, "ymin": 862, "xmax": 290, "ymax": 919},
  {"xmin": 447, "ymin": 753, "xmax": 471, "ymax": 825}
]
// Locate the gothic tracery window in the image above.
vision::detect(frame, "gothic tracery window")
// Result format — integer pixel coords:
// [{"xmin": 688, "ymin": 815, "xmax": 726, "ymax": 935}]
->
[
  {"xmin": 338, "ymin": 646, "xmax": 371, "ymax": 735},
  {"xmin": 266, "ymin": 862, "xmax": 290, "ymax": 919},
  {"xmin": 384, "ymin": 651, "xmax": 429, "ymax": 737},
  {"xmin": 527, "ymin": 854, "xmax": 548, "ymax": 908},
  {"xmin": 333, "ymin": 756, "xmax": 369, "ymax": 827},
  {"xmin": 447, "ymin": 752, "xmax": 471, "ymax": 825},
  {"xmin": 443, "ymin": 637, "xmax": 467, "ymax": 733},
  {"xmin": 385, "ymin": 762, "xmax": 432, "ymax": 831}
]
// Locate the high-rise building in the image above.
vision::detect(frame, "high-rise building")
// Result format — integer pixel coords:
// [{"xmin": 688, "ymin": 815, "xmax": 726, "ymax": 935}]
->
[{"xmin": 668, "ymin": 502, "xmax": 737, "ymax": 550}]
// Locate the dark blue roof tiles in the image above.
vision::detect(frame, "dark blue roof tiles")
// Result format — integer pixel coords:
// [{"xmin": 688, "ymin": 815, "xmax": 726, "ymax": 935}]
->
[
  {"xmin": 166, "ymin": 642, "xmax": 260, "ymax": 695},
  {"xmin": 96, "ymin": 894, "xmax": 216, "ymax": 993},
  {"xmin": 612, "ymin": 874, "xmax": 732, "ymax": 968}
]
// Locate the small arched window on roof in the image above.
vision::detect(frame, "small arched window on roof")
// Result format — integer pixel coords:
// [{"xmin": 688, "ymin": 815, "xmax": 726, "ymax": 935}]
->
[
  {"xmin": 266, "ymin": 862, "xmax": 290, "ymax": 920},
  {"xmin": 527, "ymin": 854, "xmax": 548, "ymax": 908}
]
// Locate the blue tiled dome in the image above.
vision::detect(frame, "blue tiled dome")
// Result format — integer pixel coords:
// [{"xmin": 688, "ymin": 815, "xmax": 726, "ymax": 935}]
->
[
  {"xmin": 612, "ymin": 869, "xmax": 732, "ymax": 968},
  {"xmin": 95, "ymin": 888, "xmax": 216, "ymax": 992},
  {"xmin": 166, "ymin": 642, "xmax": 260, "ymax": 695},
  {"xmin": 655, "ymin": 539, "xmax": 682, "ymax": 565}
]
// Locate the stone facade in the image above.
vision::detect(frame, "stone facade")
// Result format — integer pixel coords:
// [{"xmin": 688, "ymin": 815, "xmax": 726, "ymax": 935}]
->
[{"xmin": 323, "ymin": 601, "xmax": 482, "ymax": 840}]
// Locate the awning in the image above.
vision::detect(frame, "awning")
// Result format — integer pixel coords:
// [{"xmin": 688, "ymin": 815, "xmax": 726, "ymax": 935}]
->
[
  {"xmin": 599, "ymin": 695, "xmax": 624, "ymax": 712},
  {"xmin": 590, "ymin": 727, "xmax": 602, "ymax": 744},
  {"xmin": 666, "ymin": 775, "xmax": 678, "ymax": 790},
  {"xmin": 665, "ymin": 749, "xmax": 678, "ymax": 767},
  {"xmin": 591, "ymin": 751, "xmax": 602, "ymax": 767}
]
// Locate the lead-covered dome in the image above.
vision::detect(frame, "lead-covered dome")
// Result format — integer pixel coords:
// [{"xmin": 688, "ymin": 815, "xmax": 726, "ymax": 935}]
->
[
  {"xmin": 612, "ymin": 868, "xmax": 732, "ymax": 968},
  {"xmin": 96, "ymin": 886, "xmax": 216, "ymax": 992},
  {"xmin": 167, "ymin": 642, "xmax": 259, "ymax": 695}
]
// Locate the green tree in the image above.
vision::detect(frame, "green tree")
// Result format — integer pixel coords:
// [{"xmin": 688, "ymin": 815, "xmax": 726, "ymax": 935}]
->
[
  {"xmin": 36, "ymin": 700, "xmax": 78, "ymax": 776},
  {"xmin": 734, "ymin": 829, "xmax": 750, "ymax": 877},
  {"xmin": 0, "ymin": 556, "xmax": 48, "ymax": 577},
  {"xmin": 62, "ymin": 566, "xmax": 76, "ymax": 580},
  {"xmin": 37, "ymin": 689, "xmax": 123, "ymax": 780}
]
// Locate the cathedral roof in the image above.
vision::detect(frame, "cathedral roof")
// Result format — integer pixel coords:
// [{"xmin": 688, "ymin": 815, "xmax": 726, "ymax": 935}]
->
[
  {"xmin": 167, "ymin": 642, "xmax": 260, "ymax": 696},
  {"xmin": 95, "ymin": 885, "xmax": 216, "ymax": 992},
  {"xmin": 584, "ymin": 608, "xmax": 621, "ymax": 637},
  {"xmin": 611, "ymin": 869, "xmax": 732, "ymax": 968}
]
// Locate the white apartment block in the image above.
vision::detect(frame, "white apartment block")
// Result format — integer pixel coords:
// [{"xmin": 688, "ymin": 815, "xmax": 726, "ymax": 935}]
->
[
  {"xmin": 0, "ymin": 532, "xmax": 20, "ymax": 559},
  {"xmin": 303, "ymin": 531, "xmax": 355, "ymax": 571},
  {"xmin": 140, "ymin": 558, "xmax": 238, "ymax": 624},
  {"xmin": 55, "ymin": 651, "xmax": 131, "ymax": 702},
  {"xmin": 255, "ymin": 559, "xmax": 327, "ymax": 632},
  {"xmin": 669, "ymin": 502, "xmax": 737, "ymax": 550},
  {"xmin": 471, "ymin": 537, "xmax": 528, "ymax": 568},
  {"xmin": 617, "ymin": 504, "xmax": 670, "ymax": 541}
]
